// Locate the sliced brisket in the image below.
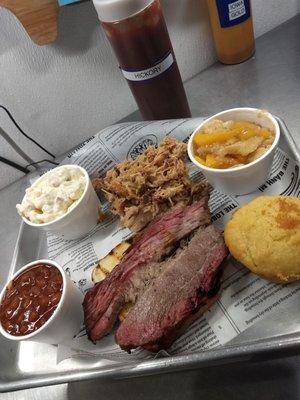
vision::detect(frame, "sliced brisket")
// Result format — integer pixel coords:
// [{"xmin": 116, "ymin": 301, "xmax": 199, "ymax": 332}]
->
[
  {"xmin": 83, "ymin": 198, "xmax": 210, "ymax": 342},
  {"xmin": 142, "ymin": 291, "xmax": 220, "ymax": 352},
  {"xmin": 115, "ymin": 224, "xmax": 228, "ymax": 351}
]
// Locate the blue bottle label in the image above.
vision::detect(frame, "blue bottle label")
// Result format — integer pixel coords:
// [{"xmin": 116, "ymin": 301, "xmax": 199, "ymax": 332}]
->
[{"xmin": 216, "ymin": 0, "xmax": 251, "ymax": 28}]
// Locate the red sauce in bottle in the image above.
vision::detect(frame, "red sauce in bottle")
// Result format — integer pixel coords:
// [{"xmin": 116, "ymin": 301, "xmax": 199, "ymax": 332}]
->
[
  {"xmin": 0, "ymin": 264, "xmax": 63, "ymax": 336},
  {"xmin": 101, "ymin": 0, "xmax": 191, "ymax": 120}
]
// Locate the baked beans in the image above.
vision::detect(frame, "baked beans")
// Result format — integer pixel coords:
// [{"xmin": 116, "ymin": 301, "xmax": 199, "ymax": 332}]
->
[{"xmin": 0, "ymin": 264, "xmax": 63, "ymax": 336}]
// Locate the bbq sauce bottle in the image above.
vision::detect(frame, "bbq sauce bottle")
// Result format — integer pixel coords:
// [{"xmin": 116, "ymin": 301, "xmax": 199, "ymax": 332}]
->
[{"xmin": 93, "ymin": 0, "xmax": 191, "ymax": 120}]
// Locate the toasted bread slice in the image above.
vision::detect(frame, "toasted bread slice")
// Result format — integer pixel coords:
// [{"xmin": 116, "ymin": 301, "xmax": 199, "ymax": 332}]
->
[
  {"xmin": 113, "ymin": 241, "xmax": 131, "ymax": 260},
  {"xmin": 92, "ymin": 266, "xmax": 107, "ymax": 284},
  {"xmin": 91, "ymin": 241, "xmax": 133, "ymax": 320}
]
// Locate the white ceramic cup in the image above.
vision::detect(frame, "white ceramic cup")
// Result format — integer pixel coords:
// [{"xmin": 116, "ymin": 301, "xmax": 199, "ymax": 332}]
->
[
  {"xmin": 19, "ymin": 165, "xmax": 100, "ymax": 240},
  {"xmin": 187, "ymin": 108, "xmax": 280, "ymax": 195},
  {"xmin": 0, "ymin": 259, "xmax": 83, "ymax": 345}
]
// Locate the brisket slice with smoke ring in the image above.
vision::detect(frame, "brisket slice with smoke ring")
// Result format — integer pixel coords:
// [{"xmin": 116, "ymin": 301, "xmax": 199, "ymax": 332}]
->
[
  {"xmin": 142, "ymin": 291, "xmax": 220, "ymax": 352},
  {"xmin": 83, "ymin": 198, "xmax": 210, "ymax": 342},
  {"xmin": 115, "ymin": 224, "xmax": 228, "ymax": 351}
]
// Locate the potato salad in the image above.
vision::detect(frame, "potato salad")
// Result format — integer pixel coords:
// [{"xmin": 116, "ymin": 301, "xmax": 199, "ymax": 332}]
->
[{"xmin": 16, "ymin": 166, "xmax": 86, "ymax": 224}]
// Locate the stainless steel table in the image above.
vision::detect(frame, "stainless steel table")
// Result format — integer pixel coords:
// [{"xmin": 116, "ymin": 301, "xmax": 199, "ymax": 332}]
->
[{"xmin": 1, "ymin": 14, "xmax": 300, "ymax": 400}]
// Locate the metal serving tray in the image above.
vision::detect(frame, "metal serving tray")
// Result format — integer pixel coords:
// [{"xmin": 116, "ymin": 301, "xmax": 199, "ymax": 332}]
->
[{"xmin": 1, "ymin": 117, "xmax": 299, "ymax": 392}]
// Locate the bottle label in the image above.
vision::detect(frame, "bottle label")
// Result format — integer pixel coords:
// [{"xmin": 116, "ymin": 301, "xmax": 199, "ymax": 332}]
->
[
  {"xmin": 120, "ymin": 52, "xmax": 174, "ymax": 82},
  {"xmin": 216, "ymin": 0, "xmax": 251, "ymax": 28}
]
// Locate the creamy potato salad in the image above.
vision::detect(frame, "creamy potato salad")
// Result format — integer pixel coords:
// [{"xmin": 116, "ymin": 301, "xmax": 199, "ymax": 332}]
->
[{"xmin": 16, "ymin": 166, "xmax": 86, "ymax": 224}]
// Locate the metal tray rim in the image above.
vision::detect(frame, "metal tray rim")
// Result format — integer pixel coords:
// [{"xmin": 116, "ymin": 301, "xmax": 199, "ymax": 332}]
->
[{"xmin": 3, "ymin": 332, "xmax": 300, "ymax": 392}]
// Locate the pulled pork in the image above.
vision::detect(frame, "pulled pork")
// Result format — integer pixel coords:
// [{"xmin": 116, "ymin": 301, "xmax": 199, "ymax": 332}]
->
[{"xmin": 93, "ymin": 137, "xmax": 208, "ymax": 232}]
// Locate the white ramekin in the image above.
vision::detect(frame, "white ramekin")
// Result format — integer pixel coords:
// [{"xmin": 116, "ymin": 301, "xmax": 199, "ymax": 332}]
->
[
  {"xmin": 0, "ymin": 259, "xmax": 83, "ymax": 345},
  {"xmin": 187, "ymin": 108, "xmax": 280, "ymax": 195},
  {"xmin": 19, "ymin": 165, "xmax": 100, "ymax": 240}
]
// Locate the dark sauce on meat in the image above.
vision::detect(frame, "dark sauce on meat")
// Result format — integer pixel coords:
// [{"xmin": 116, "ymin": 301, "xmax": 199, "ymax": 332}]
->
[
  {"xmin": 101, "ymin": 0, "xmax": 191, "ymax": 120},
  {"xmin": 0, "ymin": 264, "xmax": 63, "ymax": 336}
]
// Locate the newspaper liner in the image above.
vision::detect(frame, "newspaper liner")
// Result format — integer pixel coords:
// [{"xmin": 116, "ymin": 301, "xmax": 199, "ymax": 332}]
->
[{"xmin": 45, "ymin": 118, "xmax": 300, "ymax": 363}]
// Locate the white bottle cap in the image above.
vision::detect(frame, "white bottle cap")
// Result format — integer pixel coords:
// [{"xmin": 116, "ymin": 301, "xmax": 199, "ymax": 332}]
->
[{"xmin": 93, "ymin": 0, "xmax": 154, "ymax": 23}]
